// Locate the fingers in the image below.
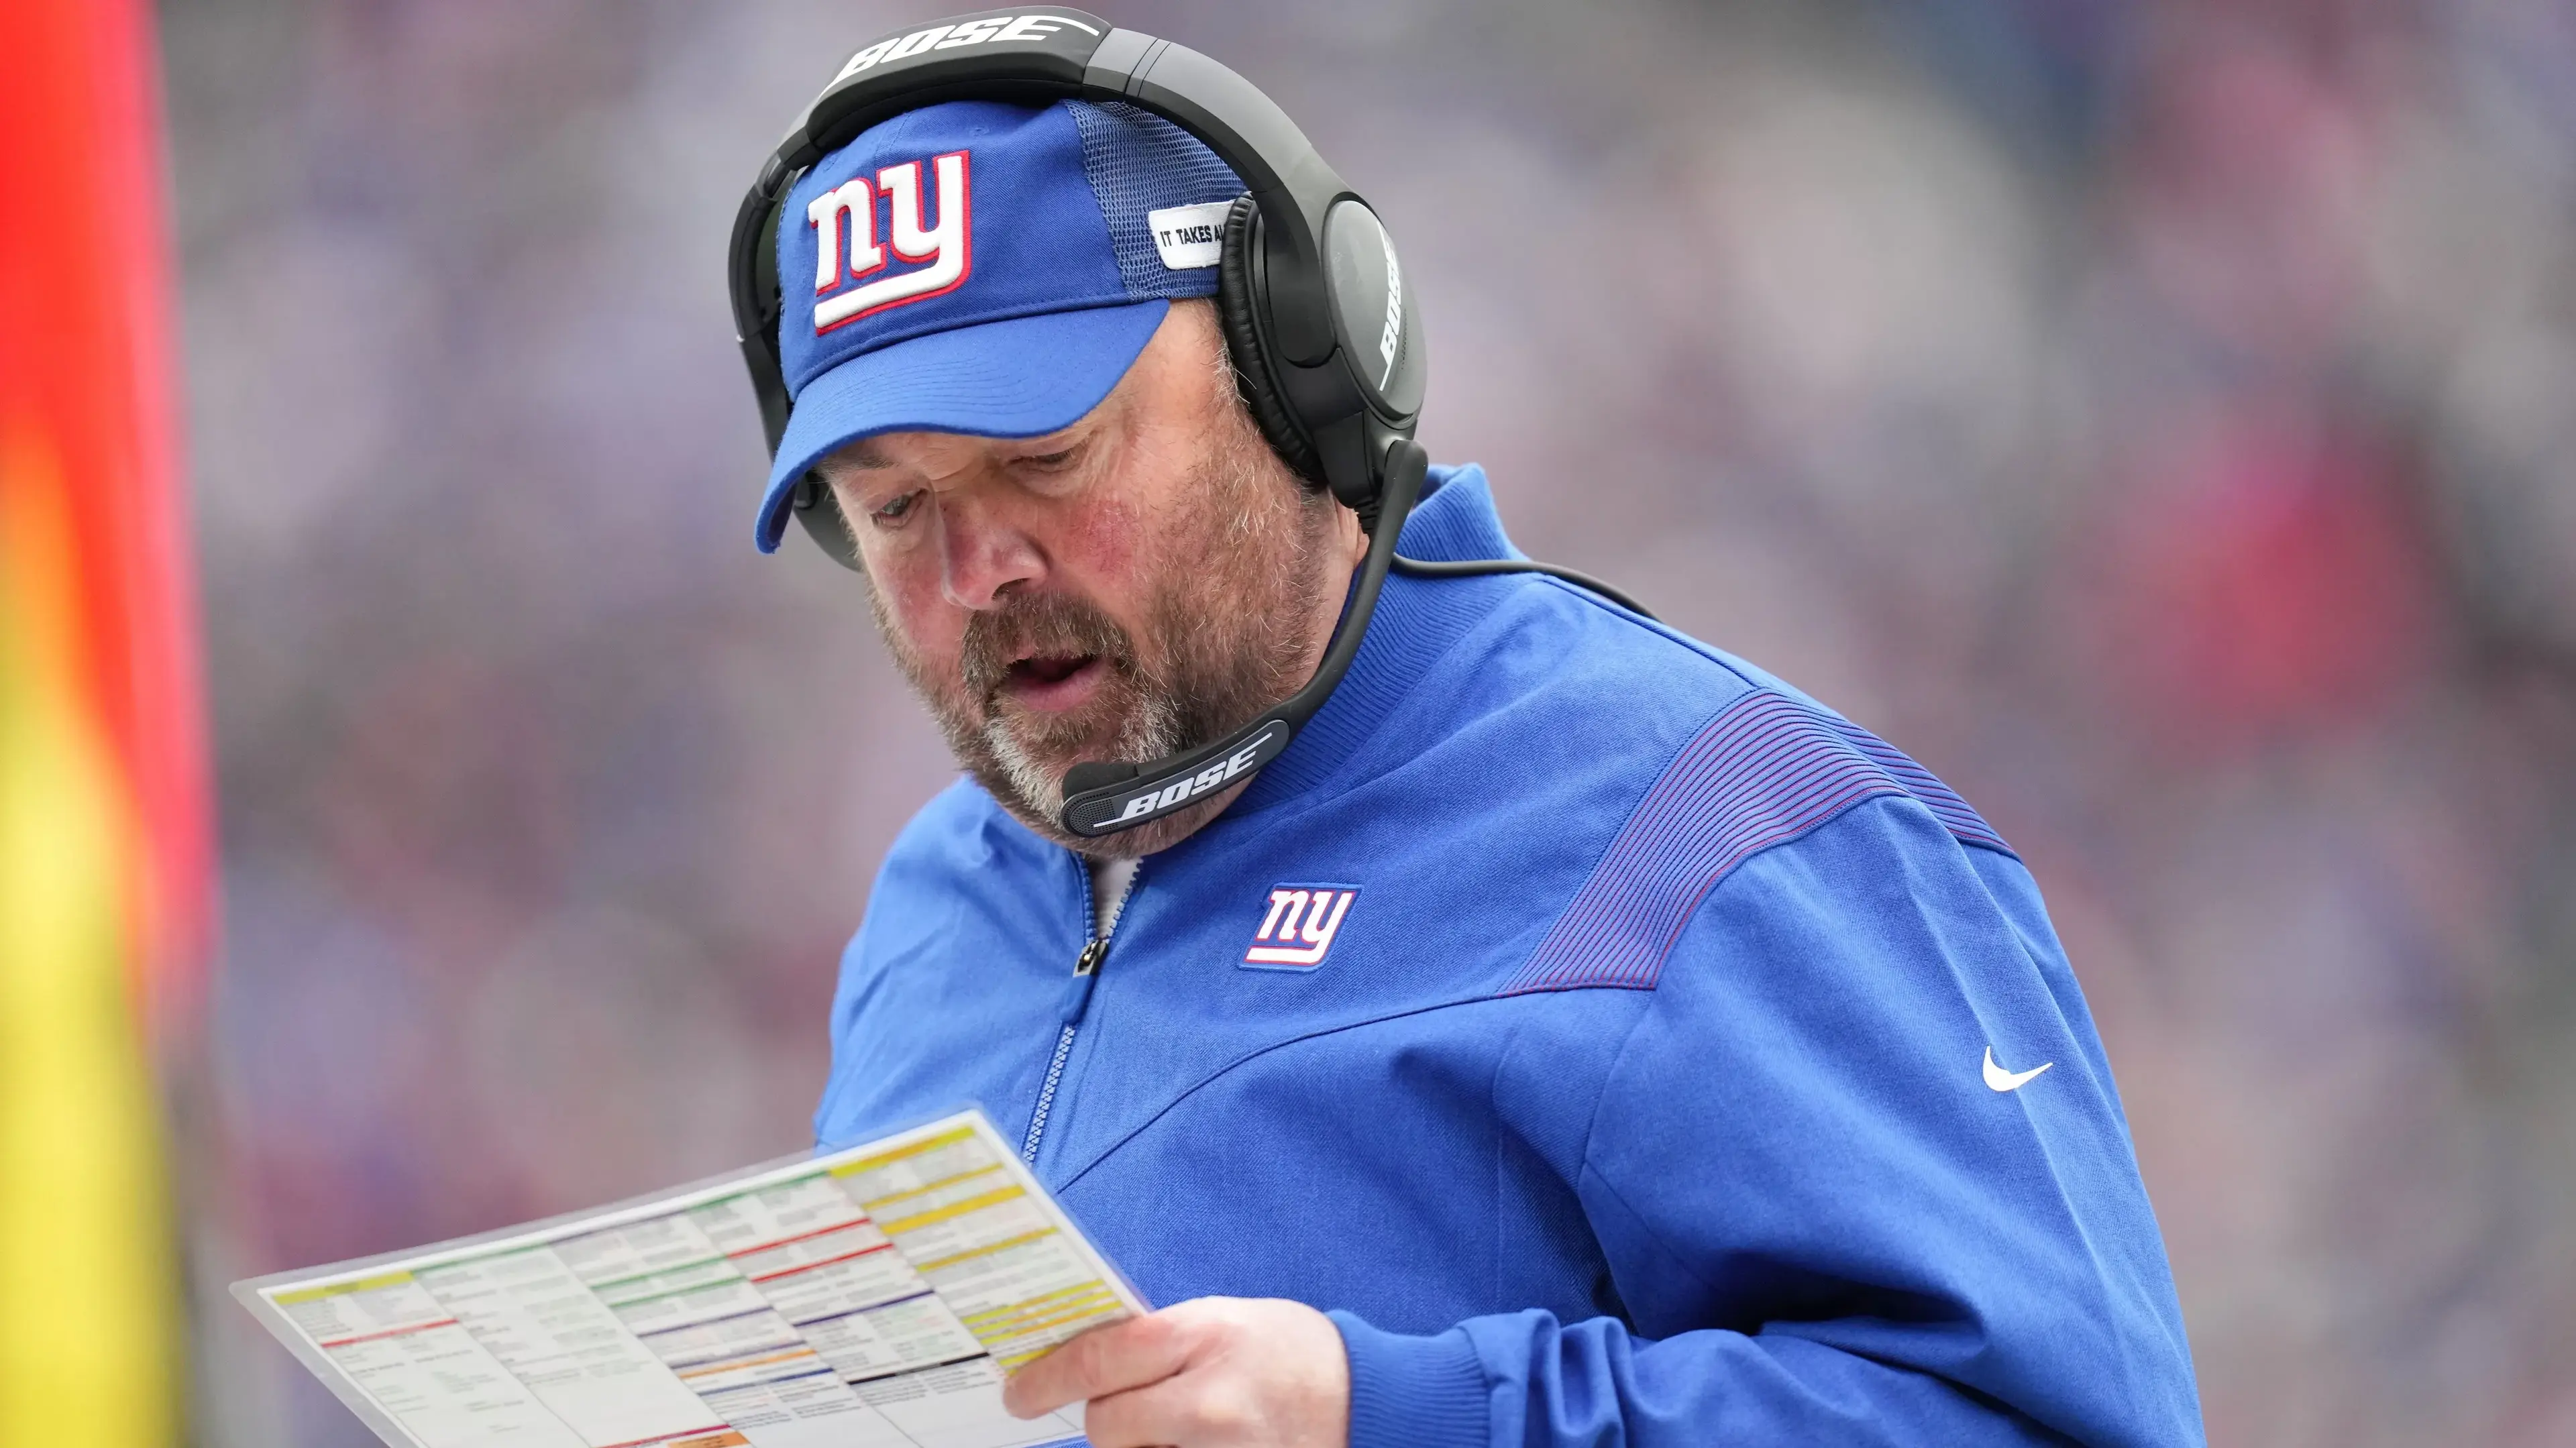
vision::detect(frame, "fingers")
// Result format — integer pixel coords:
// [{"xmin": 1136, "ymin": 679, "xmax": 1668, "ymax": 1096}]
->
[
  {"xmin": 1076, "ymin": 1370, "xmax": 1260, "ymax": 1448},
  {"xmin": 1002, "ymin": 1298, "xmax": 1350, "ymax": 1448},
  {"xmin": 1001, "ymin": 1308, "xmax": 1200, "ymax": 1419}
]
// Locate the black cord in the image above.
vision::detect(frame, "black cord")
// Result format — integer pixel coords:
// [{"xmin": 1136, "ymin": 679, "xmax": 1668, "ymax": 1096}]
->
[{"xmin": 1390, "ymin": 554, "xmax": 1656, "ymax": 621}]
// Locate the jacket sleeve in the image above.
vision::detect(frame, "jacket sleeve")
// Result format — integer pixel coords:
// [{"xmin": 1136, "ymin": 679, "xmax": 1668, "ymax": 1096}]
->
[{"xmin": 1327, "ymin": 795, "xmax": 2204, "ymax": 1448}]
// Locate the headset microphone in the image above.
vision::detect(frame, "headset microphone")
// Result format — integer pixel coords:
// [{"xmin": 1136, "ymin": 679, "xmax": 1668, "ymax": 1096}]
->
[
  {"xmin": 1057, "ymin": 438, "xmax": 1425, "ymax": 835},
  {"xmin": 730, "ymin": 10, "xmax": 1646, "ymax": 840}
]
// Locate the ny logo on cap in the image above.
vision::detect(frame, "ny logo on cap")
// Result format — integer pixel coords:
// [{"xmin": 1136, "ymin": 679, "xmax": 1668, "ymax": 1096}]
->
[
  {"xmin": 806, "ymin": 150, "xmax": 972, "ymax": 334},
  {"xmin": 1242, "ymin": 885, "xmax": 1358, "ymax": 971}
]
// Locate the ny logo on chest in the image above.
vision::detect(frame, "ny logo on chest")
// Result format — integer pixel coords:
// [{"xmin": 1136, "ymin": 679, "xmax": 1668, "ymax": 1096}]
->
[
  {"xmin": 806, "ymin": 150, "xmax": 972, "ymax": 333},
  {"xmin": 1242, "ymin": 885, "xmax": 1359, "ymax": 971}
]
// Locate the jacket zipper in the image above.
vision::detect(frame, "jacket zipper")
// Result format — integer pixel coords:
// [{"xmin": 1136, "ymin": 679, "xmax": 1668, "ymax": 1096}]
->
[{"xmin": 1020, "ymin": 858, "xmax": 1142, "ymax": 1166}]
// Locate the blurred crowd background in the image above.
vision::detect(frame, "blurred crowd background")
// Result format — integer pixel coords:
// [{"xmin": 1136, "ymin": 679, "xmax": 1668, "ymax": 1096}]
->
[{"xmin": 161, "ymin": 0, "xmax": 2576, "ymax": 1443}]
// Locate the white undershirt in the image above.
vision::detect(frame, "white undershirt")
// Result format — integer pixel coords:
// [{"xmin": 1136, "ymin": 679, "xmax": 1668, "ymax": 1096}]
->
[{"xmin": 1086, "ymin": 855, "xmax": 1141, "ymax": 937}]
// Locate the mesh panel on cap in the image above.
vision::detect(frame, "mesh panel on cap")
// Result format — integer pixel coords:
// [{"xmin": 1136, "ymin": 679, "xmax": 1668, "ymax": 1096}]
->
[{"xmin": 1067, "ymin": 99, "xmax": 1244, "ymax": 300}]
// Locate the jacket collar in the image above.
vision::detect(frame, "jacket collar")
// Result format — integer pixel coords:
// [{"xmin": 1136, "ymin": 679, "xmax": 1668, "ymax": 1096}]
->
[{"xmin": 1226, "ymin": 462, "xmax": 1519, "ymax": 815}]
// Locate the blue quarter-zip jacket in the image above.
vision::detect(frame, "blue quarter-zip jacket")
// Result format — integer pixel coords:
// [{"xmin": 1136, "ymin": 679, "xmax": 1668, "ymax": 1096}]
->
[{"xmin": 816, "ymin": 465, "xmax": 2204, "ymax": 1447}]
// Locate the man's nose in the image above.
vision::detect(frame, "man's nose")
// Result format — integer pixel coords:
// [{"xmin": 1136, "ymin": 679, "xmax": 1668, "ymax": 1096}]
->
[{"xmin": 932, "ymin": 491, "xmax": 1044, "ymax": 610}]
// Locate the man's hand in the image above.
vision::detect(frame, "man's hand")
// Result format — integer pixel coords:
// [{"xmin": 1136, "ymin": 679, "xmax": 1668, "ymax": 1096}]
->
[{"xmin": 1000, "ymin": 1296, "xmax": 1350, "ymax": 1448}]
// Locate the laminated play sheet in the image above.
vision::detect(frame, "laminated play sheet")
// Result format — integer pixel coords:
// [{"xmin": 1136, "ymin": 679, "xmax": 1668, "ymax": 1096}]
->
[{"xmin": 235, "ymin": 1109, "xmax": 1141, "ymax": 1448}]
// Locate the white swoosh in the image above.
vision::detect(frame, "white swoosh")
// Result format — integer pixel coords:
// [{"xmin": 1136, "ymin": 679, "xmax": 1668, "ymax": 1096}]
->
[{"xmin": 1982, "ymin": 1046, "xmax": 2052, "ymax": 1093}]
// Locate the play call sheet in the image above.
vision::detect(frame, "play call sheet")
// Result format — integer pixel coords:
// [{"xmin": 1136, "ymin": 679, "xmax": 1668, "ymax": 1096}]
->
[{"xmin": 237, "ymin": 1111, "xmax": 1142, "ymax": 1448}]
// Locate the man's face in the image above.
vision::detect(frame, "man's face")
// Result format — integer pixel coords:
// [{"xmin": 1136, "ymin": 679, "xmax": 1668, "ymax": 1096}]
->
[{"xmin": 816, "ymin": 301, "xmax": 1355, "ymax": 855}]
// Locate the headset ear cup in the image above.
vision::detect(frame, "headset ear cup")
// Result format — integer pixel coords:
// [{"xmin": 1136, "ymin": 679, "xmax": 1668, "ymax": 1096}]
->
[
  {"xmin": 1216, "ymin": 195, "xmax": 1325, "ymax": 488},
  {"xmin": 792, "ymin": 472, "xmax": 865, "ymax": 571}
]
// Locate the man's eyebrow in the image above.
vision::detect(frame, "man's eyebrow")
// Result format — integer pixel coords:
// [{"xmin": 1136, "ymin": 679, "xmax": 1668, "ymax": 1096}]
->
[
  {"xmin": 1004, "ymin": 427, "xmax": 1090, "ymax": 455},
  {"xmin": 822, "ymin": 439, "xmax": 895, "ymax": 471}
]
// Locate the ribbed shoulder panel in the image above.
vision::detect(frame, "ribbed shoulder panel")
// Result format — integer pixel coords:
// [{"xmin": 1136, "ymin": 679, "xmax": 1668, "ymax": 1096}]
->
[
  {"xmin": 1498, "ymin": 691, "xmax": 2012, "ymax": 996},
  {"xmin": 1821, "ymin": 716, "xmax": 2012, "ymax": 856}
]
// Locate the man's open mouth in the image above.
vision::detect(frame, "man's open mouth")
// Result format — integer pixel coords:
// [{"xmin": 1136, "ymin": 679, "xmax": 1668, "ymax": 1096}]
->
[{"xmin": 999, "ymin": 651, "xmax": 1104, "ymax": 710}]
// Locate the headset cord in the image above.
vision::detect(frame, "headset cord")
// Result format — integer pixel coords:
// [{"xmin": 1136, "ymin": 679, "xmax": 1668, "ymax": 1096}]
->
[{"xmin": 1389, "ymin": 555, "xmax": 1656, "ymax": 621}]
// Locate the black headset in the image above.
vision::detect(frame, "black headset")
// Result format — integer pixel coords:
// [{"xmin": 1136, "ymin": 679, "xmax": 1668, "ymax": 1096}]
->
[{"xmin": 729, "ymin": 8, "xmax": 1647, "ymax": 839}]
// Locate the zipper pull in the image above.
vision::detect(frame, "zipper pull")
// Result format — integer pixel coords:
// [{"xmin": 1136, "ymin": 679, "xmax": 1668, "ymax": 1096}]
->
[{"xmin": 1057, "ymin": 938, "xmax": 1110, "ymax": 1025}]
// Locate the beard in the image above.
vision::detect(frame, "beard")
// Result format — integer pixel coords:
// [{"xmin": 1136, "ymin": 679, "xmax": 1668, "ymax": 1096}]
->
[{"xmin": 871, "ymin": 410, "xmax": 1340, "ymax": 856}]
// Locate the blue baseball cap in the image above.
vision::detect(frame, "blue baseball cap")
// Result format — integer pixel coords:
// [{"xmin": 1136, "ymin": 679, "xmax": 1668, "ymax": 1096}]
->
[{"xmin": 757, "ymin": 97, "xmax": 1244, "ymax": 552}]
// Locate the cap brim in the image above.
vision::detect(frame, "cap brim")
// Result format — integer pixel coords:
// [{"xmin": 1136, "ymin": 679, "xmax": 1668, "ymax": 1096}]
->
[{"xmin": 757, "ymin": 298, "xmax": 1171, "ymax": 553}]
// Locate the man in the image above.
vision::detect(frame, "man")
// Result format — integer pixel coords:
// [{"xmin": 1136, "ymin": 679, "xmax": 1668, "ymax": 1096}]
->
[{"xmin": 758, "ymin": 93, "xmax": 2204, "ymax": 1447}]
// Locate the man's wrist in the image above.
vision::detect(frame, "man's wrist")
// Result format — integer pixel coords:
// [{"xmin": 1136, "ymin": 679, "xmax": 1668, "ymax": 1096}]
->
[{"xmin": 1326, "ymin": 1309, "xmax": 1489, "ymax": 1448}]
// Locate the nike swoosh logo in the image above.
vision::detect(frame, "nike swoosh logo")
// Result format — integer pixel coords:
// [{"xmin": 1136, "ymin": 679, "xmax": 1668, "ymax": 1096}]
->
[{"xmin": 1982, "ymin": 1046, "xmax": 2052, "ymax": 1093}]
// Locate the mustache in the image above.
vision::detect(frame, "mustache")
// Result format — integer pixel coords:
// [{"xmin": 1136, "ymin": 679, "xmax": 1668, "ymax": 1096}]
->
[{"xmin": 957, "ymin": 591, "xmax": 1141, "ymax": 708}]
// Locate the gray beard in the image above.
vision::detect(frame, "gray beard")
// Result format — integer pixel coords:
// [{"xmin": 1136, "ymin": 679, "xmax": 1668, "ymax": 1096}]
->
[{"xmin": 979, "ymin": 686, "xmax": 1180, "ymax": 828}]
